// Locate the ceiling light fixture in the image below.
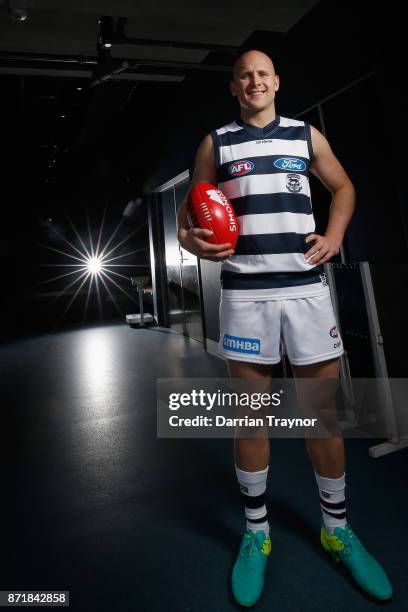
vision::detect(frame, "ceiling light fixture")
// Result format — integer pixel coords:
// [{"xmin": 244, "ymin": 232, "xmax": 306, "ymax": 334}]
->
[
  {"xmin": 98, "ymin": 16, "xmax": 114, "ymax": 49},
  {"xmin": 8, "ymin": 0, "xmax": 28, "ymax": 21}
]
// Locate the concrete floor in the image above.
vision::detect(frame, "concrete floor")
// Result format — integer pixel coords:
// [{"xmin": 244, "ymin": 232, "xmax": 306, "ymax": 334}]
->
[{"xmin": 1, "ymin": 323, "xmax": 407, "ymax": 611}]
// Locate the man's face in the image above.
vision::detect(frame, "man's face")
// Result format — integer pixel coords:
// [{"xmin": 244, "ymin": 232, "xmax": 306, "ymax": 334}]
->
[{"xmin": 230, "ymin": 52, "xmax": 279, "ymax": 113}]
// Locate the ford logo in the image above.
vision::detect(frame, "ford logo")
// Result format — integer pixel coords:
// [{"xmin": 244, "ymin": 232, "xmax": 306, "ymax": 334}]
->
[
  {"xmin": 274, "ymin": 157, "xmax": 306, "ymax": 172},
  {"xmin": 228, "ymin": 160, "xmax": 254, "ymax": 176}
]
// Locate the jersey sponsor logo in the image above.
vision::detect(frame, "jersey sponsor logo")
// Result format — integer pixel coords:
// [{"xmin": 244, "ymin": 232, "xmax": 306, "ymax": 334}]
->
[
  {"xmin": 223, "ymin": 333, "xmax": 261, "ymax": 355},
  {"xmin": 206, "ymin": 189, "xmax": 237, "ymax": 232},
  {"xmin": 228, "ymin": 160, "xmax": 254, "ymax": 177},
  {"xmin": 286, "ymin": 173, "xmax": 302, "ymax": 193},
  {"xmin": 256, "ymin": 139, "xmax": 273, "ymax": 144},
  {"xmin": 330, "ymin": 326, "xmax": 339, "ymax": 338},
  {"xmin": 274, "ymin": 157, "xmax": 306, "ymax": 172}
]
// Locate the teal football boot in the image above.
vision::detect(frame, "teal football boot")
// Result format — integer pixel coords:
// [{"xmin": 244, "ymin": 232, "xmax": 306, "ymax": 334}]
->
[
  {"xmin": 232, "ymin": 530, "xmax": 271, "ymax": 607},
  {"xmin": 321, "ymin": 521, "xmax": 392, "ymax": 600}
]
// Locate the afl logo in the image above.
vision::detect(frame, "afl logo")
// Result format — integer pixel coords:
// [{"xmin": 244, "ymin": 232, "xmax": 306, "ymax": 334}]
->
[
  {"xmin": 228, "ymin": 160, "xmax": 254, "ymax": 177},
  {"xmin": 330, "ymin": 326, "xmax": 339, "ymax": 338},
  {"xmin": 274, "ymin": 157, "xmax": 306, "ymax": 172}
]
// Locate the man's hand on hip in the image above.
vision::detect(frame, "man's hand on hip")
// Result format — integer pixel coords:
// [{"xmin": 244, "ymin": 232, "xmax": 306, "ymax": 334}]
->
[{"xmin": 304, "ymin": 233, "xmax": 341, "ymax": 265}]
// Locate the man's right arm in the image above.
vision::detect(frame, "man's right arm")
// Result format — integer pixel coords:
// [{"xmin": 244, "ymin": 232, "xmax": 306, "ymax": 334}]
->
[{"xmin": 177, "ymin": 134, "xmax": 235, "ymax": 262}]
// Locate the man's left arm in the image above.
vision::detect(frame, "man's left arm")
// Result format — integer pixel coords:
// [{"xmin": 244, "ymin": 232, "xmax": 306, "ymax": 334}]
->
[{"xmin": 305, "ymin": 125, "xmax": 356, "ymax": 265}]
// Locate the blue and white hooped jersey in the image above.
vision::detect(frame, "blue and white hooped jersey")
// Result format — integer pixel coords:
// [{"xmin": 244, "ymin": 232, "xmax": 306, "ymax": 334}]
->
[{"xmin": 211, "ymin": 115, "xmax": 329, "ymax": 300}]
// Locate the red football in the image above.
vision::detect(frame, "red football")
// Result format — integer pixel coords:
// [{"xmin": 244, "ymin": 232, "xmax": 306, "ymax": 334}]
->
[{"xmin": 186, "ymin": 182, "xmax": 238, "ymax": 249}]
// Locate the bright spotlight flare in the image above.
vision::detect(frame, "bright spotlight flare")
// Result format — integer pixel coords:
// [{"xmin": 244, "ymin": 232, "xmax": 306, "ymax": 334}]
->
[
  {"xmin": 86, "ymin": 256, "xmax": 104, "ymax": 275},
  {"xmin": 36, "ymin": 208, "xmax": 149, "ymax": 325}
]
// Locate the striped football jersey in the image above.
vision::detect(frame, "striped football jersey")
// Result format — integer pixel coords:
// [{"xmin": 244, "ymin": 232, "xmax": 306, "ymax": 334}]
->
[{"xmin": 211, "ymin": 115, "xmax": 328, "ymax": 300}]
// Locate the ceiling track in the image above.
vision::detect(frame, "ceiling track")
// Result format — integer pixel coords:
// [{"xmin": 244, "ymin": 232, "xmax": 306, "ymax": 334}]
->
[
  {"xmin": 0, "ymin": 52, "xmax": 232, "ymax": 73},
  {"xmin": 112, "ymin": 36, "xmax": 239, "ymax": 55}
]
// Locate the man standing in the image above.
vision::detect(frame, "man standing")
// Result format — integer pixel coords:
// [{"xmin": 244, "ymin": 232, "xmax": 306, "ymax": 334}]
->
[{"xmin": 177, "ymin": 50, "xmax": 392, "ymax": 606}]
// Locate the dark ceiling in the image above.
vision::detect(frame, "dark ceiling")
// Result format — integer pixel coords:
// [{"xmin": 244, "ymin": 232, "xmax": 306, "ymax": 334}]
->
[
  {"xmin": 0, "ymin": 0, "xmax": 319, "ymax": 57},
  {"xmin": 0, "ymin": 0, "xmax": 320, "ymax": 200}
]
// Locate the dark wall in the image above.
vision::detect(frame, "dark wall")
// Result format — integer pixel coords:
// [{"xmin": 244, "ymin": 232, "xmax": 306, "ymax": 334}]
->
[
  {"xmin": 144, "ymin": 73, "xmax": 236, "ymax": 192},
  {"xmin": 0, "ymin": 72, "xmax": 155, "ymax": 339},
  {"xmin": 371, "ymin": 264, "xmax": 407, "ymax": 378}
]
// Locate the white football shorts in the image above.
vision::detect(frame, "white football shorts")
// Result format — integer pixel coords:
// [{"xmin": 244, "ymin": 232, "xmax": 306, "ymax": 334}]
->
[{"xmin": 218, "ymin": 289, "xmax": 344, "ymax": 366}]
